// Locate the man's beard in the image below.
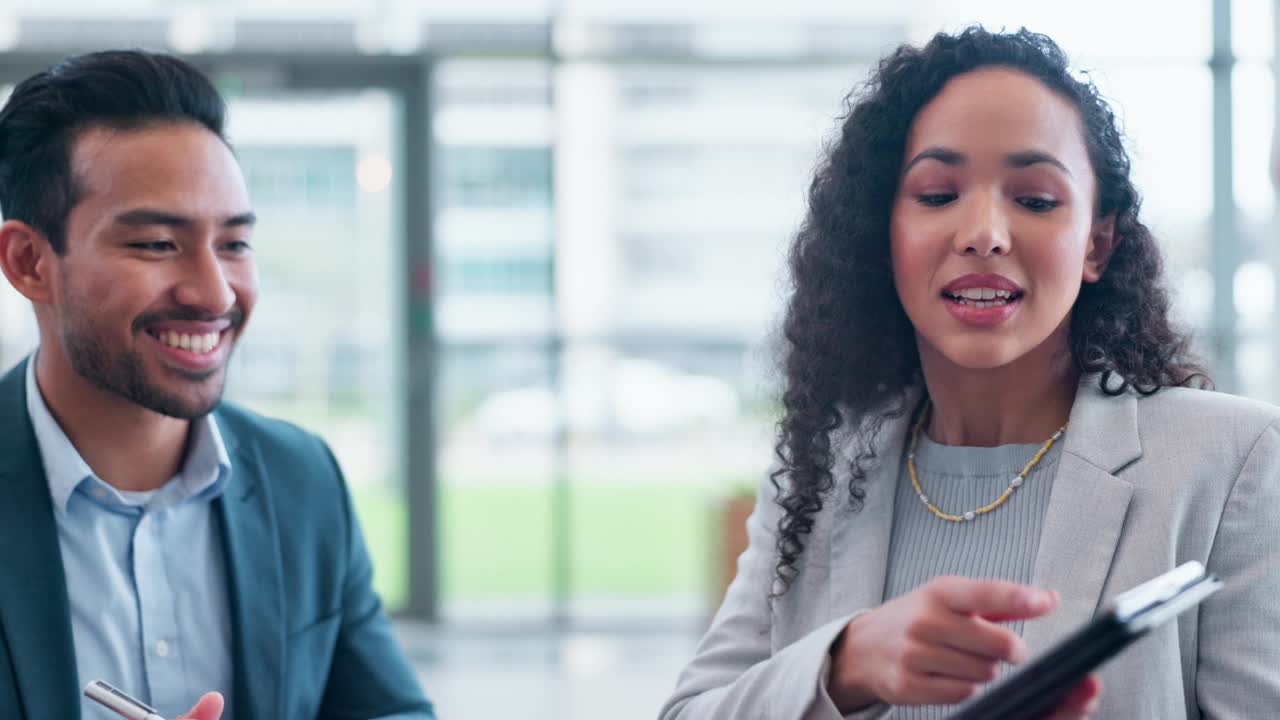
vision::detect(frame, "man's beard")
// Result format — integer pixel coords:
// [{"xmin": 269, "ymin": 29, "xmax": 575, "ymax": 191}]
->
[{"xmin": 58, "ymin": 292, "xmax": 236, "ymax": 420}]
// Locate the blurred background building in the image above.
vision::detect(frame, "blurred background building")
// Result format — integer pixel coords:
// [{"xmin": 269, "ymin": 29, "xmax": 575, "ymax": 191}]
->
[{"xmin": 0, "ymin": 1, "xmax": 1275, "ymax": 717}]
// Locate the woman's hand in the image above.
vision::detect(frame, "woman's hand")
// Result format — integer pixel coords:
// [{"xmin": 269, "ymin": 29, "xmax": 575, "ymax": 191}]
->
[
  {"xmin": 826, "ymin": 576, "xmax": 1059, "ymax": 711},
  {"xmin": 1044, "ymin": 674, "xmax": 1102, "ymax": 718}
]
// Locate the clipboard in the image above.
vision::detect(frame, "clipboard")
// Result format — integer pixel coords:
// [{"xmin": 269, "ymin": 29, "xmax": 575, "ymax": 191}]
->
[{"xmin": 945, "ymin": 561, "xmax": 1222, "ymax": 720}]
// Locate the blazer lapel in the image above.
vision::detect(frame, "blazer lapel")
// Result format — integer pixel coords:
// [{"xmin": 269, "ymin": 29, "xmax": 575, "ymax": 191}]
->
[
  {"xmin": 0, "ymin": 359, "xmax": 80, "ymax": 720},
  {"xmin": 1022, "ymin": 376, "xmax": 1140, "ymax": 655},
  {"xmin": 830, "ymin": 389, "xmax": 920, "ymax": 615},
  {"xmin": 214, "ymin": 417, "xmax": 285, "ymax": 720}
]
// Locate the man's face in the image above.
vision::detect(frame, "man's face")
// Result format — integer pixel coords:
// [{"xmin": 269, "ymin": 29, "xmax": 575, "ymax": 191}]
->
[{"xmin": 51, "ymin": 122, "xmax": 257, "ymax": 419}]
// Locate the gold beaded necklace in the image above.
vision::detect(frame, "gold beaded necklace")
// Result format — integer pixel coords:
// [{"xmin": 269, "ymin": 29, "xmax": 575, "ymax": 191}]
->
[{"xmin": 906, "ymin": 400, "xmax": 1067, "ymax": 523}]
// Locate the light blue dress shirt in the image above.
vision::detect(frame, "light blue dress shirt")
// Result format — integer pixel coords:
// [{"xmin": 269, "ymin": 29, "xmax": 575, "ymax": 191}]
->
[
  {"xmin": 25, "ymin": 357, "xmax": 235, "ymax": 720},
  {"xmin": 27, "ymin": 357, "xmax": 425, "ymax": 720}
]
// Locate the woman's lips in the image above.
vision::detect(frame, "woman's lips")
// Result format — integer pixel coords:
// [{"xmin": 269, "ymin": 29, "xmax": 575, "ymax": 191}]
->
[{"xmin": 941, "ymin": 292, "xmax": 1023, "ymax": 327}]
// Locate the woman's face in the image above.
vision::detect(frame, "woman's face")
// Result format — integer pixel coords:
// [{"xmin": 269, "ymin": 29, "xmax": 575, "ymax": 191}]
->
[{"xmin": 889, "ymin": 67, "xmax": 1113, "ymax": 373}]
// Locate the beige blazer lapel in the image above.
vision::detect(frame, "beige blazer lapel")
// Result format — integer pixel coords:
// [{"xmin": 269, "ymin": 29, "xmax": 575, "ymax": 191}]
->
[
  {"xmin": 1022, "ymin": 376, "xmax": 1140, "ymax": 655},
  {"xmin": 829, "ymin": 388, "xmax": 921, "ymax": 616}
]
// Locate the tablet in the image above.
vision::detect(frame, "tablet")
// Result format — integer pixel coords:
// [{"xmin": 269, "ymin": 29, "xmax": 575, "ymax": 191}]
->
[{"xmin": 945, "ymin": 561, "xmax": 1221, "ymax": 720}]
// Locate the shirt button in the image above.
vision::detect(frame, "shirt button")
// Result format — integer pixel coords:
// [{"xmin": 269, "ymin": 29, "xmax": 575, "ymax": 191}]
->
[
  {"xmin": 92, "ymin": 487, "xmax": 109, "ymax": 500},
  {"xmin": 155, "ymin": 640, "xmax": 169, "ymax": 657}
]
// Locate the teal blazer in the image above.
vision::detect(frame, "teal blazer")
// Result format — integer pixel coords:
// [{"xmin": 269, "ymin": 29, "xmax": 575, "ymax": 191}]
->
[{"xmin": 0, "ymin": 359, "xmax": 434, "ymax": 719}]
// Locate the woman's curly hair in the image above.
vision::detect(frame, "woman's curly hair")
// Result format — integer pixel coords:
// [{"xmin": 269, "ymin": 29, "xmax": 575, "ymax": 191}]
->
[{"xmin": 770, "ymin": 26, "xmax": 1205, "ymax": 594}]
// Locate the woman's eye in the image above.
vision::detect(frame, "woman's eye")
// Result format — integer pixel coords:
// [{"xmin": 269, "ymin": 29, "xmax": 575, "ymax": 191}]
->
[
  {"xmin": 916, "ymin": 193, "xmax": 956, "ymax": 207},
  {"xmin": 1017, "ymin": 196, "xmax": 1060, "ymax": 212}
]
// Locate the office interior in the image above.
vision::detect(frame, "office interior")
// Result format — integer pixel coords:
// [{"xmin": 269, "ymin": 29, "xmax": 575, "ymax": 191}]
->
[{"xmin": 0, "ymin": 1, "xmax": 1276, "ymax": 718}]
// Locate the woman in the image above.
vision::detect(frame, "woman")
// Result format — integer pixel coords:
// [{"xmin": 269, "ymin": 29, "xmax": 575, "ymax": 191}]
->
[{"xmin": 660, "ymin": 27, "xmax": 1280, "ymax": 720}]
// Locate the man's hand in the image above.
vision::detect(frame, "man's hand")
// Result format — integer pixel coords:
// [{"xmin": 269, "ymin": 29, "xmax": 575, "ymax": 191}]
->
[{"xmin": 177, "ymin": 692, "xmax": 224, "ymax": 720}]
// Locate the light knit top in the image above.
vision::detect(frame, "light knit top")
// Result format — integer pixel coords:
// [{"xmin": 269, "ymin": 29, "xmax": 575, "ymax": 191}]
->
[{"xmin": 881, "ymin": 431, "xmax": 1065, "ymax": 720}]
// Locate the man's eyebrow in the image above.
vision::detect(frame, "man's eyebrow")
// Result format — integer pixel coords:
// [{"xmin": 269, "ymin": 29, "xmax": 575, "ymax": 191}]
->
[
  {"xmin": 113, "ymin": 209, "xmax": 257, "ymax": 227},
  {"xmin": 114, "ymin": 209, "xmax": 191, "ymax": 227},
  {"xmin": 224, "ymin": 212, "xmax": 257, "ymax": 227}
]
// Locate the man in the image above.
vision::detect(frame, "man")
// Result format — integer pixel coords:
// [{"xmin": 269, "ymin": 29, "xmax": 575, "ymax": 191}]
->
[{"xmin": 0, "ymin": 51, "xmax": 434, "ymax": 719}]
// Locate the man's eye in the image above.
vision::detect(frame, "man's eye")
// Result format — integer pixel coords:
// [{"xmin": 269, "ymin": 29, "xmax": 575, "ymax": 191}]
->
[
  {"xmin": 916, "ymin": 193, "xmax": 956, "ymax": 207},
  {"xmin": 223, "ymin": 240, "xmax": 253, "ymax": 254},
  {"xmin": 128, "ymin": 241, "xmax": 176, "ymax": 251}
]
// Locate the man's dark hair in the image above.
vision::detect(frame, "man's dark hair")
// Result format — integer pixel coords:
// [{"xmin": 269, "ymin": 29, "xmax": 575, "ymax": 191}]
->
[{"xmin": 0, "ymin": 50, "xmax": 227, "ymax": 254}]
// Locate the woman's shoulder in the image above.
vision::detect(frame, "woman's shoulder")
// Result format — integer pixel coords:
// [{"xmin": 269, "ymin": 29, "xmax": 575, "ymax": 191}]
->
[
  {"xmin": 1137, "ymin": 384, "xmax": 1280, "ymax": 428},
  {"xmin": 1131, "ymin": 383, "xmax": 1280, "ymax": 458}
]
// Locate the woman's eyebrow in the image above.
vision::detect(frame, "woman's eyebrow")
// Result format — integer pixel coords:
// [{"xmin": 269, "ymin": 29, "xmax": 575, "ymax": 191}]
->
[
  {"xmin": 1005, "ymin": 150, "xmax": 1071, "ymax": 176},
  {"xmin": 903, "ymin": 146, "xmax": 964, "ymax": 174},
  {"xmin": 902, "ymin": 147, "xmax": 1072, "ymax": 178}
]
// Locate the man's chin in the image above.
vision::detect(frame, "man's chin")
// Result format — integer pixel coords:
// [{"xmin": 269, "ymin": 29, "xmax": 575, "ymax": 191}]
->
[
  {"xmin": 142, "ymin": 395, "xmax": 223, "ymax": 420},
  {"xmin": 64, "ymin": 337, "xmax": 229, "ymax": 418},
  {"xmin": 170, "ymin": 366, "xmax": 222, "ymax": 383},
  {"xmin": 131, "ymin": 376, "xmax": 227, "ymax": 419}
]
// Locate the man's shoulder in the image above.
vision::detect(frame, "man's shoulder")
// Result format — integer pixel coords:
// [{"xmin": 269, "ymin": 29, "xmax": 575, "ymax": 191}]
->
[
  {"xmin": 214, "ymin": 400, "xmax": 316, "ymax": 441},
  {"xmin": 0, "ymin": 357, "xmax": 29, "ymax": 414},
  {"xmin": 212, "ymin": 402, "xmax": 339, "ymax": 474},
  {"xmin": 212, "ymin": 403, "xmax": 356, "ymax": 540}
]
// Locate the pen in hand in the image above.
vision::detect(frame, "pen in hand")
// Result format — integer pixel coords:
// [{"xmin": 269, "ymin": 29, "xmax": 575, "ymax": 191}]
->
[
  {"xmin": 83, "ymin": 680, "xmax": 167, "ymax": 720},
  {"xmin": 83, "ymin": 680, "xmax": 225, "ymax": 720}
]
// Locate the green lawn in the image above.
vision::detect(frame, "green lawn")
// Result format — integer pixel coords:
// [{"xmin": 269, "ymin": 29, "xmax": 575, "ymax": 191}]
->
[
  {"xmin": 241, "ymin": 395, "xmax": 762, "ymax": 611},
  {"xmin": 351, "ymin": 479, "xmax": 745, "ymax": 611},
  {"xmin": 350, "ymin": 488, "xmax": 410, "ymax": 609}
]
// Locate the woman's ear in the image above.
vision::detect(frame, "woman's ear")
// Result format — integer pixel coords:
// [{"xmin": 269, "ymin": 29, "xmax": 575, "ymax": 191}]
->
[{"xmin": 1082, "ymin": 214, "xmax": 1117, "ymax": 283}]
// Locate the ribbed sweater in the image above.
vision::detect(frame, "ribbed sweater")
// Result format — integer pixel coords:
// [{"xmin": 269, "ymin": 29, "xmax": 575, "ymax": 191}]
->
[{"xmin": 881, "ymin": 431, "xmax": 1064, "ymax": 720}]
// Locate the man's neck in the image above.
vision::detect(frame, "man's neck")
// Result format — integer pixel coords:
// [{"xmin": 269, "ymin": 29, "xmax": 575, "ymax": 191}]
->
[{"xmin": 35, "ymin": 351, "xmax": 190, "ymax": 492}]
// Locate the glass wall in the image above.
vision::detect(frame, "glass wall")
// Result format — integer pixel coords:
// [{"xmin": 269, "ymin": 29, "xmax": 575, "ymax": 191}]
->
[
  {"xmin": 555, "ymin": 63, "xmax": 866, "ymax": 620},
  {"xmin": 432, "ymin": 2, "xmax": 1275, "ymax": 623},
  {"xmin": 1232, "ymin": 0, "xmax": 1277, "ymax": 401},
  {"xmin": 223, "ymin": 91, "xmax": 409, "ymax": 609},
  {"xmin": 433, "ymin": 61, "xmax": 558, "ymax": 621},
  {"xmin": 0, "ymin": 0, "xmax": 1275, "ymax": 628}
]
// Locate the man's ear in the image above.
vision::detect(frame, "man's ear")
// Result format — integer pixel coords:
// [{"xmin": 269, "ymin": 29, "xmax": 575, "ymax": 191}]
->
[
  {"xmin": 1082, "ymin": 213, "xmax": 1117, "ymax": 283},
  {"xmin": 0, "ymin": 219, "xmax": 57, "ymax": 304}
]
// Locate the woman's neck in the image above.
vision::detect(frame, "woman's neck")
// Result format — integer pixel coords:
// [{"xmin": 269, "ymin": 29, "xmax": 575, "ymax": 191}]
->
[{"xmin": 918, "ymin": 343, "xmax": 1079, "ymax": 448}]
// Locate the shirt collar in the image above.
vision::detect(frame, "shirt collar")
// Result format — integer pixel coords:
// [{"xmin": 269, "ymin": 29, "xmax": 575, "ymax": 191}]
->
[{"xmin": 24, "ymin": 352, "xmax": 232, "ymax": 514}]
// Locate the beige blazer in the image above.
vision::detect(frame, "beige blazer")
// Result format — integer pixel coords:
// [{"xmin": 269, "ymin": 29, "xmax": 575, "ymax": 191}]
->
[{"xmin": 660, "ymin": 376, "xmax": 1280, "ymax": 719}]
